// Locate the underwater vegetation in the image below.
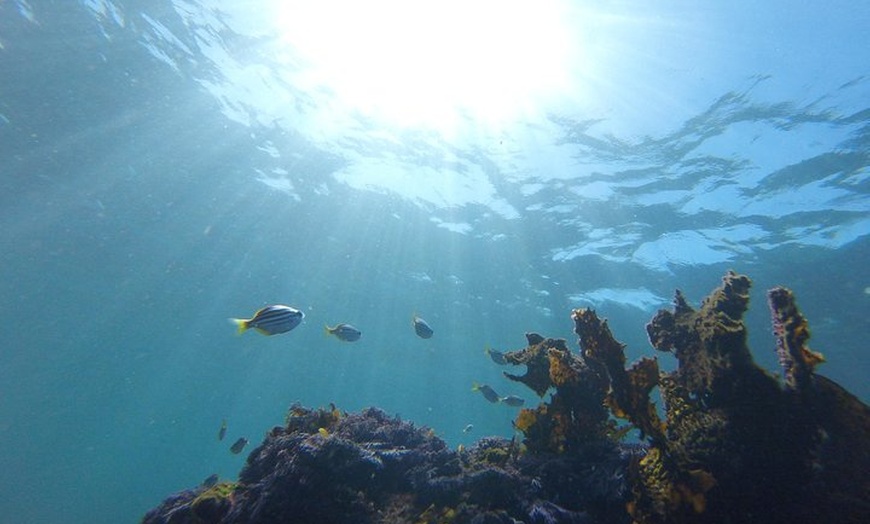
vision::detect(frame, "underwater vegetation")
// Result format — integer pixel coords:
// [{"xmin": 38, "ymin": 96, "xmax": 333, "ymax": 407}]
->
[{"xmin": 143, "ymin": 272, "xmax": 868, "ymax": 523}]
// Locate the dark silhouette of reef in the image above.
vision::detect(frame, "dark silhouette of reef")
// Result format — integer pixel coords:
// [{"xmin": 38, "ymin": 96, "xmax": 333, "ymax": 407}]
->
[
  {"xmin": 143, "ymin": 404, "xmax": 638, "ymax": 524},
  {"xmin": 143, "ymin": 272, "xmax": 869, "ymax": 524}
]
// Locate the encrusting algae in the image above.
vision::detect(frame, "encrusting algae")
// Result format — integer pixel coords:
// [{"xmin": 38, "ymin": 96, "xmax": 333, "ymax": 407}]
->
[
  {"xmin": 143, "ymin": 271, "xmax": 868, "ymax": 524},
  {"xmin": 502, "ymin": 333, "xmax": 613, "ymax": 453},
  {"xmin": 591, "ymin": 271, "xmax": 867, "ymax": 523},
  {"xmin": 500, "ymin": 270, "xmax": 868, "ymax": 523}
]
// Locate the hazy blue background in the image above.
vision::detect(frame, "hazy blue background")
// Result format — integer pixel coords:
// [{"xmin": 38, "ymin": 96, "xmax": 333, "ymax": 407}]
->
[{"xmin": 1, "ymin": 1, "xmax": 867, "ymax": 522}]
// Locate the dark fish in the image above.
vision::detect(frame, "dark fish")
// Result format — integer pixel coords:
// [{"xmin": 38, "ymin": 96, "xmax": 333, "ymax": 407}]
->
[
  {"xmin": 230, "ymin": 437, "xmax": 248, "ymax": 454},
  {"xmin": 218, "ymin": 419, "xmax": 227, "ymax": 441},
  {"xmin": 325, "ymin": 323, "xmax": 362, "ymax": 342},
  {"xmin": 413, "ymin": 314, "xmax": 434, "ymax": 339},
  {"xmin": 231, "ymin": 304, "xmax": 304, "ymax": 336},
  {"xmin": 500, "ymin": 395, "xmax": 525, "ymax": 407},
  {"xmin": 472, "ymin": 382, "xmax": 500, "ymax": 403},
  {"xmin": 202, "ymin": 474, "xmax": 219, "ymax": 488},
  {"xmin": 485, "ymin": 346, "xmax": 507, "ymax": 365}
]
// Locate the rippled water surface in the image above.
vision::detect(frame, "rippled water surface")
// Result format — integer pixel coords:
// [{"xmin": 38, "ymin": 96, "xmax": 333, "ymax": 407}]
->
[{"xmin": 1, "ymin": 1, "xmax": 868, "ymax": 522}]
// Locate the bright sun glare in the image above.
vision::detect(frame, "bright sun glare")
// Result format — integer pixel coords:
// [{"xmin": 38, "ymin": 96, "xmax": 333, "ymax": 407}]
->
[{"xmin": 272, "ymin": 0, "xmax": 578, "ymax": 132}]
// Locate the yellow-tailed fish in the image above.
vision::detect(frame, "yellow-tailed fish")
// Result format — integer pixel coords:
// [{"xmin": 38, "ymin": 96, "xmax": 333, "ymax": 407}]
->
[
  {"xmin": 471, "ymin": 382, "xmax": 501, "ymax": 403},
  {"xmin": 325, "ymin": 323, "xmax": 362, "ymax": 342},
  {"xmin": 231, "ymin": 305, "xmax": 304, "ymax": 336}
]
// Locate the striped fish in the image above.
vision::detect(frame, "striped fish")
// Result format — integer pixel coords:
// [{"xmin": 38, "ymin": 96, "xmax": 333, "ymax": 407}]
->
[{"xmin": 231, "ymin": 304, "xmax": 304, "ymax": 336}]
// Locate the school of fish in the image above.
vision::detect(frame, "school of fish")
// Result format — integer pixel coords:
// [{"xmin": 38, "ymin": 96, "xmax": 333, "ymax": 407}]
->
[{"xmin": 223, "ymin": 305, "xmax": 524, "ymax": 454}]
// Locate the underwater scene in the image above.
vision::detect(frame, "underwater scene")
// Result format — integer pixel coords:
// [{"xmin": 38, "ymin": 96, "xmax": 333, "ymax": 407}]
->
[{"xmin": 1, "ymin": 1, "xmax": 868, "ymax": 523}]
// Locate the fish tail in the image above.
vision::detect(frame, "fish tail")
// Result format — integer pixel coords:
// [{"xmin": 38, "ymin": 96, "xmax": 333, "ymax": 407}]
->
[
  {"xmin": 471, "ymin": 382, "xmax": 480, "ymax": 392},
  {"xmin": 324, "ymin": 325, "xmax": 332, "ymax": 337},
  {"xmin": 230, "ymin": 318, "xmax": 248, "ymax": 335}
]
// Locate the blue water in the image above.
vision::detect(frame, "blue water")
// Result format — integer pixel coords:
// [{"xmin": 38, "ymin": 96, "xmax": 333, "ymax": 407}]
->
[{"xmin": 1, "ymin": 1, "xmax": 868, "ymax": 522}]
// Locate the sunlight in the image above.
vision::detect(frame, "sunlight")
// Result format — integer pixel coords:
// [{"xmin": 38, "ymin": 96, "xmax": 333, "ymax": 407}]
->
[{"xmin": 271, "ymin": 0, "xmax": 579, "ymax": 133}]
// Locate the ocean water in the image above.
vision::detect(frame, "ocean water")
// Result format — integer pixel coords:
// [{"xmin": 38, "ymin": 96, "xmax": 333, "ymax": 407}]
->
[{"xmin": 0, "ymin": 1, "xmax": 868, "ymax": 522}]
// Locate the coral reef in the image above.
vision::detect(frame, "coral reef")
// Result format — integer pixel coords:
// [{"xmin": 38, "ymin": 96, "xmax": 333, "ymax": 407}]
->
[
  {"xmin": 144, "ymin": 272, "xmax": 868, "ymax": 524},
  {"xmin": 572, "ymin": 310, "xmax": 665, "ymax": 445},
  {"xmin": 503, "ymin": 333, "xmax": 616, "ymax": 453},
  {"xmin": 581, "ymin": 271, "xmax": 869, "ymax": 524},
  {"xmin": 143, "ymin": 405, "xmax": 636, "ymax": 524}
]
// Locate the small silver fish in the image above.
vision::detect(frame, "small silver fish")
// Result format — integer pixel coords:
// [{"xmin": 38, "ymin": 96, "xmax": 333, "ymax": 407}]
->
[
  {"xmin": 471, "ymin": 382, "xmax": 500, "ymax": 403},
  {"xmin": 230, "ymin": 437, "xmax": 248, "ymax": 454},
  {"xmin": 325, "ymin": 323, "xmax": 362, "ymax": 342},
  {"xmin": 485, "ymin": 346, "xmax": 507, "ymax": 365},
  {"xmin": 413, "ymin": 314, "xmax": 433, "ymax": 339},
  {"xmin": 231, "ymin": 305, "xmax": 304, "ymax": 336},
  {"xmin": 462, "ymin": 424, "xmax": 474, "ymax": 433},
  {"xmin": 218, "ymin": 419, "xmax": 227, "ymax": 441},
  {"xmin": 500, "ymin": 395, "xmax": 525, "ymax": 407}
]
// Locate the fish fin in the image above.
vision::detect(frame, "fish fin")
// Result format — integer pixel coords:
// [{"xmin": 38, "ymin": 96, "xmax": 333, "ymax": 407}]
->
[
  {"xmin": 230, "ymin": 318, "xmax": 248, "ymax": 335},
  {"xmin": 484, "ymin": 345, "xmax": 491, "ymax": 355},
  {"xmin": 471, "ymin": 382, "xmax": 480, "ymax": 392},
  {"xmin": 253, "ymin": 327, "xmax": 271, "ymax": 336},
  {"xmin": 324, "ymin": 324, "xmax": 332, "ymax": 336}
]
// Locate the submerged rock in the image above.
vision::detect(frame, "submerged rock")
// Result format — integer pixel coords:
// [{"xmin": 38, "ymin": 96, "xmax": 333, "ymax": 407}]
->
[
  {"xmin": 144, "ymin": 272, "xmax": 868, "ymax": 524},
  {"xmin": 143, "ymin": 405, "xmax": 635, "ymax": 524}
]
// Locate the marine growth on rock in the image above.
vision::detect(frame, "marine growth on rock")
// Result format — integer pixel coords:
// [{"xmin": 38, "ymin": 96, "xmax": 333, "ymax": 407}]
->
[{"xmin": 144, "ymin": 272, "xmax": 869, "ymax": 524}]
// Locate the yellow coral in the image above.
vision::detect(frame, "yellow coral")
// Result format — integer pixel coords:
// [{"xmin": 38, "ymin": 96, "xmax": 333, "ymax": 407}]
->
[
  {"xmin": 415, "ymin": 504, "xmax": 457, "ymax": 524},
  {"xmin": 547, "ymin": 349, "xmax": 578, "ymax": 386},
  {"xmin": 606, "ymin": 395, "xmax": 628, "ymax": 419},
  {"xmin": 191, "ymin": 481, "xmax": 237, "ymax": 516},
  {"xmin": 514, "ymin": 407, "xmax": 539, "ymax": 433},
  {"xmin": 690, "ymin": 492, "xmax": 706, "ymax": 513},
  {"xmin": 801, "ymin": 346, "xmax": 825, "ymax": 369},
  {"xmin": 687, "ymin": 468, "xmax": 717, "ymax": 493}
]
